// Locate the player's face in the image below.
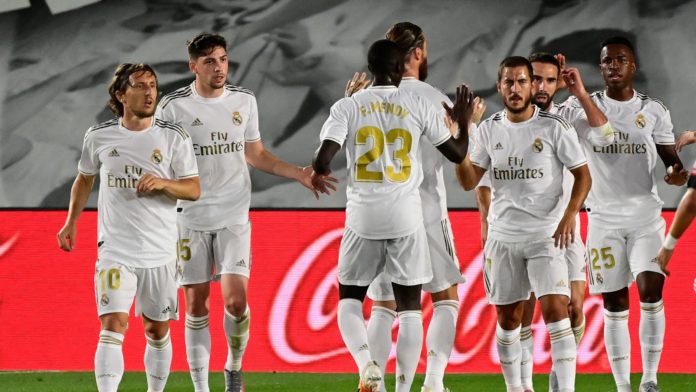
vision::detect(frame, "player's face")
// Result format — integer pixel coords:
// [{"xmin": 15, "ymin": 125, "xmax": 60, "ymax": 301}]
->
[
  {"xmin": 191, "ymin": 46, "xmax": 228, "ymax": 90},
  {"xmin": 531, "ymin": 62, "xmax": 559, "ymax": 111},
  {"xmin": 122, "ymin": 71, "xmax": 157, "ymax": 118},
  {"xmin": 498, "ymin": 66, "xmax": 532, "ymax": 114},
  {"xmin": 599, "ymin": 44, "xmax": 636, "ymax": 89}
]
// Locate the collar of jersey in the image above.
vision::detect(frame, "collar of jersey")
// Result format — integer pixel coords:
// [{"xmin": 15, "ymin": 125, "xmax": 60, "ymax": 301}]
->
[
  {"xmin": 602, "ymin": 89, "xmax": 637, "ymax": 105},
  {"xmin": 191, "ymin": 81, "xmax": 230, "ymax": 102},
  {"xmin": 502, "ymin": 105, "xmax": 539, "ymax": 126},
  {"xmin": 118, "ymin": 117, "xmax": 154, "ymax": 134}
]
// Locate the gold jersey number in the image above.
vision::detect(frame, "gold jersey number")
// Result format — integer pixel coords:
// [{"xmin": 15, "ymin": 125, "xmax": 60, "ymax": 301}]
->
[
  {"xmin": 590, "ymin": 247, "xmax": 616, "ymax": 270},
  {"xmin": 355, "ymin": 126, "xmax": 413, "ymax": 183}
]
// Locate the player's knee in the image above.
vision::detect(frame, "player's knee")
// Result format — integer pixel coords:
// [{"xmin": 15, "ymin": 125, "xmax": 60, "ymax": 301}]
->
[
  {"xmin": 638, "ymin": 291, "xmax": 663, "ymax": 304},
  {"xmin": 224, "ymin": 297, "xmax": 248, "ymax": 318},
  {"xmin": 100, "ymin": 315, "xmax": 128, "ymax": 334},
  {"xmin": 392, "ymin": 283, "xmax": 421, "ymax": 312},
  {"xmin": 569, "ymin": 300, "xmax": 584, "ymax": 323}
]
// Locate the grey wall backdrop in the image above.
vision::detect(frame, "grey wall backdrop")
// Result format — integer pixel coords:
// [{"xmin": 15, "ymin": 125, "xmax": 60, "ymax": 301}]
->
[{"xmin": 1, "ymin": 0, "xmax": 695, "ymax": 208}]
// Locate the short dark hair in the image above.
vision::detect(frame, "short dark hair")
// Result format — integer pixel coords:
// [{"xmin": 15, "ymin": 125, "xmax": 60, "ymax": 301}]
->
[
  {"xmin": 367, "ymin": 39, "xmax": 405, "ymax": 80},
  {"xmin": 107, "ymin": 63, "xmax": 158, "ymax": 117},
  {"xmin": 187, "ymin": 33, "xmax": 227, "ymax": 59},
  {"xmin": 497, "ymin": 56, "xmax": 533, "ymax": 81},
  {"xmin": 385, "ymin": 22, "xmax": 425, "ymax": 58},
  {"xmin": 528, "ymin": 52, "xmax": 560, "ymax": 72},
  {"xmin": 600, "ymin": 36, "xmax": 636, "ymax": 56}
]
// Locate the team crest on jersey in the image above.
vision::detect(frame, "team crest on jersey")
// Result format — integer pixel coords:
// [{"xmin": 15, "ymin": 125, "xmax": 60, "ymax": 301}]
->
[
  {"xmin": 635, "ymin": 113, "xmax": 646, "ymax": 129},
  {"xmin": 595, "ymin": 272, "xmax": 604, "ymax": 285},
  {"xmin": 232, "ymin": 112, "xmax": 243, "ymax": 126},
  {"xmin": 532, "ymin": 138, "xmax": 543, "ymax": 153},
  {"xmin": 100, "ymin": 293, "xmax": 110, "ymax": 306},
  {"xmin": 151, "ymin": 148, "xmax": 163, "ymax": 164}
]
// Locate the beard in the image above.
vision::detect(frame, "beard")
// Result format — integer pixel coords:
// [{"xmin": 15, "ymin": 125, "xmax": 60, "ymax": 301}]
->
[
  {"xmin": 132, "ymin": 106, "xmax": 156, "ymax": 118},
  {"xmin": 532, "ymin": 92, "xmax": 553, "ymax": 111},
  {"xmin": 418, "ymin": 57, "xmax": 428, "ymax": 81},
  {"xmin": 504, "ymin": 94, "xmax": 532, "ymax": 114}
]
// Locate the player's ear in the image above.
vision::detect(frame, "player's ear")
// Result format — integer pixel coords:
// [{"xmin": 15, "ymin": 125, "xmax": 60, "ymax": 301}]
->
[
  {"xmin": 496, "ymin": 80, "xmax": 501, "ymax": 93},
  {"xmin": 189, "ymin": 59, "xmax": 196, "ymax": 74}
]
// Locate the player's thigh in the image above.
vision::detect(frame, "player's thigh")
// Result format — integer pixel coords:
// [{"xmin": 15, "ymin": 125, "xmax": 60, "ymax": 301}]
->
[
  {"xmin": 215, "ymin": 222, "xmax": 252, "ymax": 279},
  {"xmin": 177, "ymin": 224, "xmax": 215, "ymax": 285},
  {"xmin": 135, "ymin": 261, "xmax": 179, "ymax": 322},
  {"xmin": 525, "ymin": 238, "xmax": 570, "ymax": 300},
  {"xmin": 422, "ymin": 218, "xmax": 465, "ymax": 294},
  {"xmin": 627, "ymin": 218, "xmax": 666, "ymax": 279},
  {"xmin": 367, "ymin": 271, "xmax": 394, "ymax": 301},
  {"xmin": 586, "ymin": 223, "xmax": 631, "ymax": 295},
  {"xmin": 94, "ymin": 260, "xmax": 137, "ymax": 318},
  {"xmin": 385, "ymin": 224, "xmax": 432, "ymax": 286},
  {"xmin": 338, "ymin": 228, "xmax": 386, "ymax": 286},
  {"xmin": 566, "ymin": 235, "xmax": 587, "ymax": 283},
  {"xmin": 483, "ymin": 238, "xmax": 530, "ymax": 305}
]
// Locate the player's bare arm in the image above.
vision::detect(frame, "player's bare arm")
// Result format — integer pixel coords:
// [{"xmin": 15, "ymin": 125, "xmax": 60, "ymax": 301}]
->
[
  {"xmin": 553, "ymin": 164, "xmax": 591, "ymax": 249},
  {"xmin": 675, "ymin": 130, "xmax": 696, "ymax": 152},
  {"xmin": 136, "ymin": 173, "xmax": 201, "ymax": 201},
  {"xmin": 658, "ymin": 187, "xmax": 696, "ymax": 275},
  {"xmin": 311, "ymin": 140, "xmax": 341, "ymax": 196},
  {"xmin": 656, "ymin": 145, "xmax": 688, "ymax": 185},
  {"xmin": 57, "ymin": 172, "xmax": 96, "ymax": 251},
  {"xmin": 475, "ymin": 185, "xmax": 491, "ymax": 248},
  {"xmin": 245, "ymin": 139, "xmax": 337, "ymax": 198}
]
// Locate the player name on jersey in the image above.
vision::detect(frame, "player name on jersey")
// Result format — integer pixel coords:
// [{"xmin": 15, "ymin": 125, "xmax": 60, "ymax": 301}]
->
[{"xmin": 359, "ymin": 101, "xmax": 411, "ymax": 118}]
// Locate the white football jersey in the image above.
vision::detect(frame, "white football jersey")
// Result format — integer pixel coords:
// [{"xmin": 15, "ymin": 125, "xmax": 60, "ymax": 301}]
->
[
  {"xmin": 399, "ymin": 77, "xmax": 452, "ymax": 225},
  {"xmin": 157, "ymin": 82, "xmax": 261, "ymax": 230},
  {"xmin": 78, "ymin": 118, "xmax": 199, "ymax": 268},
  {"xmin": 583, "ymin": 90, "xmax": 674, "ymax": 228},
  {"xmin": 471, "ymin": 106, "xmax": 587, "ymax": 242},
  {"xmin": 320, "ymin": 85, "xmax": 451, "ymax": 239}
]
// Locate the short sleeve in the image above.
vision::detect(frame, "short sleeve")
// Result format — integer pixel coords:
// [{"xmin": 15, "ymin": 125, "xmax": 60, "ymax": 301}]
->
[
  {"xmin": 156, "ymin": 101, "xmax": 178, "ymax": 125},
  {"xmin": 652, "ymin": 104, "xmax": 675, "ymax": 145},
  {"xmin": 555, "ymin": 125, "xmax": 587, "ymax": 170},
  {"xmin": 245, "ymin": 96, "xmax": 262, "ymax": 142},
  {"xmin": 320, "ymin": 99, "xmax": 350, "ymax": 147},
  {"xmin": 171, "ymin": 130, "xmax": 199, "ymax": 179},
  {"xmin": 469, "ymin": 122, "xmax": 491, "ymax": 170},
  {"xmin": 77, "ymin": 130, "xmax": 100, "ymax": 175}
]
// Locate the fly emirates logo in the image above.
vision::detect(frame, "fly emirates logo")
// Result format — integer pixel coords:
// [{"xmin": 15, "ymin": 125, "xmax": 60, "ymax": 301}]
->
[
  {"xmin": 492, "ymin": 156, "xmax": 544, "ymax": 181},
  {"xmin": 593, "ymin": 131, "xmax": 647, "ymax": 154},
  {"xmin": 194, "ymin": 131, "xmax": 244, "ymax": 156}
]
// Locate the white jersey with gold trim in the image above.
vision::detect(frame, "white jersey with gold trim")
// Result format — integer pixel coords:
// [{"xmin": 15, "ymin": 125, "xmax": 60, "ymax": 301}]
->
[
  {"xmin": 157, "ymin": 82, "xmax": 261, "ymax": 230},
  {"xmin": 78, "ymin": 118, "xmax": 199, "ymax": 268},
  {"xmin": 471, "ymin": 106, "xmax": 586, "ymax": 242},
  {"xmin": 399, "ymin": 77, "xmax": 452, "ymax": 226},
  {"xmin": 320, "ymin": 85, "xmax": 451, "ymax": 240},
  {"xmin": 583, "ymin": 90, "xmax": 674, "ymax": 228}
]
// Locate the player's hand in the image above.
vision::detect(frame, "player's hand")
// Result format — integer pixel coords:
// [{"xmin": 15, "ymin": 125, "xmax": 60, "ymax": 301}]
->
[
  {"xmin": 675, "ymin": 131, "xmax": 696, "ymax": 152},
  {"xmin": 345, "ymin": 72, "xmax": 371, "ymax": 97},
  {"xmin": 136, "ymin": 173, "xmax": 167, "ymax": 194},
  {"xmin": 561, "ymin": 67, "xmax": 588, "ymax": 98},
  {"xmin": 443, "ymin": 84, "xmax": 474, "ymax": 126},
  {"xmin": 472, "ymin": 97, "xmax": 486, "ymax": 125},
  {"xmin": 304, "ymin": 166, "xmax": 337, "ymax": 199},
  {"xmin": 555, "ymin": 53, "xmax": 568, "ymax": 90},
  {"xmin": 664, "ymin": 162, "xmax": 688, "ymax": 186},
  {"xmin": 657, "ymin": 246, "xmax": 673, "ymax": 276},
  {"xmin": 57, "ymin": 222, "xmax": 76, "ymax": 251},
  {"xmin": 552, "ymin": 213, "xmax": 576, "ymax": 249},
  {"xmin": 444, "ymin": 112, "xmax": 458, "ymax": 137}
]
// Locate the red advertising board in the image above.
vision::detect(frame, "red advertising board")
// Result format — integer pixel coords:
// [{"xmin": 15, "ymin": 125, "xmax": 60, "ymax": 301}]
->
[{"xmin": 1, "ymin": 210, "xmax": 695, "ymax": 373}]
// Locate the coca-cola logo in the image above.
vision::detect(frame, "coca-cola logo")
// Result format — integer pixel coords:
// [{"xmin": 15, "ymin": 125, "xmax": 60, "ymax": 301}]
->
[{"xmin": 269, "ymin": 227, "xmax": 606, "ymax": 368}]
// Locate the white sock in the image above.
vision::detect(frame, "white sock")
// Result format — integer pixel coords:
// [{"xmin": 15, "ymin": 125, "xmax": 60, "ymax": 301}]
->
[
  {"xmin": 185, "ymin": 314, "xmax": 211, "ymax": 392},
  {"xmin": 496, "ymin": 323, "xmax": 522, "ymax": 392},
  {"xmin": 367, "ymin": 306, "xmax": 396, "ymax": 392},
  {"xmin": 548, "ymin": 319, "xmax": 576, "ymax": 391},
  {"xmin": 95, "ymin": 330, "xmax": 124, "ymax": 392},
  {"xmin": 520, "ymin": 326, "xmax": 534, "ymax": 390},
  {"xmin": 604, "ymin": 309, "xmax": 631, "ymax": 388},
  {"xmin": 338, "ymin": 299, "xmax": 372, "ymax": 373},
  {"xmin": 640, "ymin": 300, "xmax": 665, "ymax": 385},
  {"xmin": 572, "ymin": 317, "xmax": 586, "ymax": 346},
  {"xmin": 224, "ymin": 306, "xmax": 250, "ymax": 372},
  {"xmin": 144, "ymin": 330, "xmax": 172, "ymax": 392},
  {"xmin": 395, "ymin": 311, "xmax": 423, "ymax": 392},
  {"xmin": 424, "ymin": 300, "xmax": 458, "ymax": 392}
]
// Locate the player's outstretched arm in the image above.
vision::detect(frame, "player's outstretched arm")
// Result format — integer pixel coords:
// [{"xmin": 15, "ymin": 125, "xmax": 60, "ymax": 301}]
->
[
  {"xmin": 57, "ymin": 173, "xmax": 96, "ymax": 251},
  {"xmin": 553, "ymin": 164, "xmax": 591, "ymax": 249},
  {"xmin": 246, "ymin": 140, "xmax": 337, "ymax": 197},
  {"xmin": 658, "ymin": 187, "xmax": 696, "ymax": 276},
  {"xmin": 675, "ymin": 130, "xmax": 696, "ymax": 152},
  {"xmin": 311, "ymin": 140, "xmax": 341, "ymax": 197},
  {"xmin": 136, "ymin": 174, "xmax": 201, "ymax": 201},
  {"xmin": 475, "ymin": 185, "xmax": 491, "ymax": 248},
  {"xmin": 657, "ymin": 145, "xmax": 688, "ymax": 185}
]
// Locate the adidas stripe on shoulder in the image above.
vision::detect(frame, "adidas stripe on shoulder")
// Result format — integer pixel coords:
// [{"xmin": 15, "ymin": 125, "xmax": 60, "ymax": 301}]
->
[
  {"xmin": 159, "ymin": 85, "xmax": 193, "ymax": 109},
  {"xmin": 539, "ymin": 111, "xmax": 572, "ymax": 130},
  {"xmin": 224, "ymin": 84, "xmax": 254, "ymax": 96},
  {"xmin": 155, "ymin": 118, "xmax": 190, "ymax": 140},
  {"xmin": 636, "ymin": 91, "xmax": 668, "ymax": 112},
  {"xmin": 85, "ymin": 119, "xmax": 118, "ymax": 138}
]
